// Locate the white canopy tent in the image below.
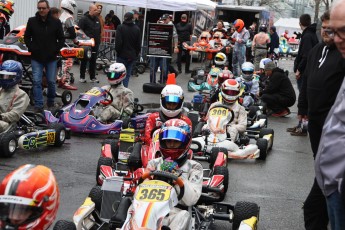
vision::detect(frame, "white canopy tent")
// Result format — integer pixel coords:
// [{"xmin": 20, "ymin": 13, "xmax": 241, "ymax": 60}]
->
[{"xmin": 274, "ymin": 18, "xmax": 302, "ymax": 37}]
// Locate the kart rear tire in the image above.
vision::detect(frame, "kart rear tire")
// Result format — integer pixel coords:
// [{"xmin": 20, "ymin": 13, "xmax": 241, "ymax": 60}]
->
[
  {"xmin": 259, "ymin": 128, "xmax": 274, "ymax": 150},
  {"xmin": 128, "ymin": 142, "xmax": 142, "ymax": 170},
  {"xmin": 214, "ymin": 166, "xmax": 229, "ymax": 198},
  {"xmin": 187, "ymin": 112, "xmax": 199, "ymax": 136},
  {"xmin": 233, "ymin": 201, "xmax": 259, "ymax": 230},
  {"xmin": 256, "ymin": 138, "xmax": 268, "ymax": 160},
  {"xmin": 102, "ymin": 139, "xmax": 120, "ymax": 161},
  {"xmin": 136, "ymin": 64, "xmax": 146, "ymax": 74},
  {"xmin": 96, "ymin": 157, "xmax": 113, "ymax": 185},
  {"xmin": 0, "ymin": 133, "xmax": 17, "ymax": 158},
  {"xmin": 89, "ymin": 185, "xmax": 103, "ymax": 213},
  {"xmin": 61, "ymin": 90, "xmax": 72, "ymax": 105},
  {"xmin": 143, "ymin": 83, "xmax": 165, "ymax": 94},
  {"xmin": 209, "ymin": 147, "xmax": 228, "ymax": 169},
  {"xmin": 48, "ymin": 123, "xmax": 66, "ymax": 147},
  {"xmin": 53, "ymin": 220, "xmax": 76, "ymax": 230}
]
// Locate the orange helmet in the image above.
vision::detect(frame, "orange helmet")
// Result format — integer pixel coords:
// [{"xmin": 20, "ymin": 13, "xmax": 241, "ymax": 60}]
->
[
  {"xmin": 0, "ymin": 164, "xmax": 60, "ymax": 230},
  {"xmin": 0, "ymin": 0, "xmax": 14, "ymax": 18},
  {"xmin": 233, "ymin": 19, "xmax": 245, "ymax": 33}
]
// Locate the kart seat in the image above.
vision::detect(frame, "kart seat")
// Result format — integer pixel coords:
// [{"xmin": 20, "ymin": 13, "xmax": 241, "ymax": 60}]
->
[{"xmin": 109, "ymin": 197, "xmax": 132, "ymax": 228}]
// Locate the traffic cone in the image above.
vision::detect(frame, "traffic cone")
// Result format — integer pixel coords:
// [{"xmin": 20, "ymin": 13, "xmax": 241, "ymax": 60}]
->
[{"xmin": 166, "ymin": 73, "xmax": 176, "ymax": 85}]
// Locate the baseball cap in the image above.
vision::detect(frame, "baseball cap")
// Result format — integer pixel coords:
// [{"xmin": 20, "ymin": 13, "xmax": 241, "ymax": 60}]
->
[
  {"xmin": 124, "ymin": 12, "xmax": 134, "ymax": 21},
  {"xmin": 264, "ymin": 61, "xmax": 276, "ymax": 71},
  {"xmin": 181, "ymin": 14, "xmax": 187, "ymax": 19},
  {"xmin": 161, "ymin": 14, "xmax": 170, "ymax": 20},
  {"xmin": 132, "ymin": 9, "xmax": 140, "ymax": 15}
]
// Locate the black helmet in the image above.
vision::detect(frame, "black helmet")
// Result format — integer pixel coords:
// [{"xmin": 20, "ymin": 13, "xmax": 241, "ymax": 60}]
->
[{"xmin": 259, "ymin": 24, "xmax": 267, "ymax": 33}]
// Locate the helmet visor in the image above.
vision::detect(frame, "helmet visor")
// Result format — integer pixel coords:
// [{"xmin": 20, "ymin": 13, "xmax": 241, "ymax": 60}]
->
[
  {"xmin": 222, "ymin": 89, "xmax": 239, "ymax": 96},
  {"xmin": 161, "ymin": 95, "xmax": 183, "ymax": 110},
  {"xmin": 0, "ymin": 202, "xmax": 42, "ymax": 226},
  {"xmin": 160, "ymin": 127, "xmax": 190, "ymax": 150},
  {"xmin": 0, "ymin": 72, "xmax": 16, "ymax": 80},
  {"xmin": 107, "ymin": 71, "xmax": 123, "ymax": 80}
]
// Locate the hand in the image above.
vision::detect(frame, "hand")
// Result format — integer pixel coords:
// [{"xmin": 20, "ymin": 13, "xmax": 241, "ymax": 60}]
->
[
  {"xmin": 174, "ymin": 47, "xmax": 179, "ymax": 53},
  {"xmin": 295, "ymin": 70, "xmax": 301, "ymax": 80}
]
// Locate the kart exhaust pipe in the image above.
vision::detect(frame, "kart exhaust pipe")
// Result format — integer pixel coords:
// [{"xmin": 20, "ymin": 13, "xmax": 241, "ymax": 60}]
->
[
  {"xmin": 213, "ymin": 213, "xmax": 231, "ymax": 221},
  {"xmin": 193, "ymin": 155, "xmax": 209, "ymax": 161}
]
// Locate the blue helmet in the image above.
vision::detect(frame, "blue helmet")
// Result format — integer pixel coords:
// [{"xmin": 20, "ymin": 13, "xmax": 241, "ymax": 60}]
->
[{"xmin": 0, "ymin": 60, "xmax": 23, "ymax": 89}]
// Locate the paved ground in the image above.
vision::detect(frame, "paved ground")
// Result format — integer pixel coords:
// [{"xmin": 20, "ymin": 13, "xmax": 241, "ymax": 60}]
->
[{"xmin": 0, "ymin": 57, "xmax": 317, "ymax": 229}]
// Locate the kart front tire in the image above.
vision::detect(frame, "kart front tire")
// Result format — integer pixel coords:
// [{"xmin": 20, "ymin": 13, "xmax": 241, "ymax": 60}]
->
[
  {"xmin": 102, "ymin": 139, "xmax": 120, "ymax": 161},
  {"xmin": 256, "ymin": 138, "xmax": 268, "ymax": 160},
  {"xmin": 233, "ymin": 201, "xmax": 260, "ymax": 230},
  {"xmin": 96, "ymin": 157, "xmax": 113, "ymax": 185},
  {"xmin": 53, "ymin": 220, "xmax": 76, "ymax": 230},
  {"xmin": 214, "ymin": 166, "xmax": 229, "ymax": 198},
  {"xmin": 259, "ymin": 128, "xmax": 274, "ymax": 150},
  {"xmin": 128, "ymin": 142, "xmax": 142, "ymax": 170},
  {"xmin": 89, "ymin": 185, "xmax": 102, "ymax": 213},
  {"xmin": 61, "ymin": 90, "xmax": 72, "ymax": 105},
  {"xmin": 48, "ymin": 123, "xmax": 66, "ymax": 147},
  {"xmin": 136, "ymin": 64, "xmax": 146, "ymax": 74},
  {"xmin": 0, "ymin": 133, "xmax": 17, "ymax": 158}
]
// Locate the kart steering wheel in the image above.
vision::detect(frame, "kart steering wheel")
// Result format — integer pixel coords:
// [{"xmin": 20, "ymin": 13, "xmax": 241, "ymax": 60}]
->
[
  {"xmin": 141, "ymin": 170, "xmax": 185, "ymax": 201},
  {"xmin": 100, "ymin": 90, "xmax": 114, "ymax": 106}
]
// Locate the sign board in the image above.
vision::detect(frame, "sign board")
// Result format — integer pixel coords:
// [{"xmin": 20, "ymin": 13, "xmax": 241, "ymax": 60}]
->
[{"xmin": 147, "ymin": 23, "xmax": 173, "ymax": 58}]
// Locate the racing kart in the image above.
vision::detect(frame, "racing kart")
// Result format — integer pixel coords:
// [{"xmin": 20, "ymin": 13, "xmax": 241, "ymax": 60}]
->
[
  {"xmin": 45, "ymin": 87, "xmax": 144, "ymax": 134},
  {"xmin": 53, "ymin": 171, "xmax": 259, "ymax": 230},
  {"xmin": 0, "ymin": 111, "xmax": 70, "ymax": 158}
]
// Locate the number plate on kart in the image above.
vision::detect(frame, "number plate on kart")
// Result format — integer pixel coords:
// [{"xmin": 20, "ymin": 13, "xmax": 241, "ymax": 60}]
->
[
  {"xmin": 85, "ymin": 88, "xmax": 101, "ymax": 96},
  {"xmin": 136, "ymin": 180, "xmax": 171, "ymax": 202},
  {"xmin": 210, "ymin": 108, "xmax": 228, "ymax": 117},
  {"xmin": 46, "ymin": 132, "xmax": 55, "ymax": 144}
]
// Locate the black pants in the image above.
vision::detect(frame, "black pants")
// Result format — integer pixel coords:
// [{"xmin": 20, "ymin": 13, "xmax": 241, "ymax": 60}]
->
[
  {"xmin": 261, "ymin": 93, "xmax": 293, "ymax": 112},
  {"xmin": 80, "ymin": 44, "xmax": 99, "ymax": 79},
  {"xmin": 303, "ymin": 120, "xmax": 328, "ymax": 229},
  {"xmin": 176, "ymin": 43, "xmax": 190, "ymax": 72}
]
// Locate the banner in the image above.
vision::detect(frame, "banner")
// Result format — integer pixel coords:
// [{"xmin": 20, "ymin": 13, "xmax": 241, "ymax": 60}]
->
[{"xmin": 147, "ymin": 23, "xmax": 173, "ymax": 58}]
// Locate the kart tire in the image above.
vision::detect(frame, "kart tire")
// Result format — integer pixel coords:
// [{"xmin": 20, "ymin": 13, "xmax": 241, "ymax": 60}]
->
[
  {"xmin": 96, "ymin": 63, "xmax": 103, "ymax": 71},
  {"xmin": 48, "ymin": 123, "xmax": 66, "ymax": 147},
  {"xmin": 136, "ymin": 64, "xmax": 146, "ymax": 74},
  {"xmin": 193, "ymin": 122, "xmax": 204, "ymax": 137},
  {"xmin": 233, "ymin": 201, "xmax": 259, "ymax": 230},
  {"xmin": 143, "ymin": 83, "xmax": 165, "ymax": 94},
  {"xmin": 102, "ymin": 139, "xmax": 120, "ymax": 161},
  {"xmin": 82, "ymin": 46, "xmax": 92, "ymax": 60},
  {"xmin": 0, "ymin": 133, "xmax": 17, "ymax": 158},
  {"xmin": 53, "ymin": 220, "xmax": 76, "ymax": 230},
  {"xmin": 61, "ymin": 90, "xmax": 72, "ymax": 105},
  {"xmin": 259, "ymin": 128, "xmax": 274, "ymax": 150},
  {"xmin": 128, "ymin": 142, "xmax": 142, "ymax": 170},
  {"xmin": 89, "ymin": 185, "xmax": 103, "ymax": 213},
  {"xmin": 256, "ymin": 138, "xmax": 268, "ymax": 160},
  {"xmin": 209, "ymin": 147, "xmax": 228, "ymax": 169},
  {"xmin": 214, "ymin": 166, "xmax": 229, "ymax": 198},
  {"xmin": 96, "ymin": 157, "xmax": 113, "ymax": 185},
  {"xmin": 248, "ymin": 106, "xmax": 260, "ymax": 119},
  {"xmin": 187, "ymin": 112, "xmax": 199, "ymax": 136}
]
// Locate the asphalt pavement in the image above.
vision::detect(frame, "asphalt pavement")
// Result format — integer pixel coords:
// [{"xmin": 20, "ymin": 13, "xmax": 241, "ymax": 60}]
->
[{"xmin": 0, "ymin": 57, "xmax": 315, "ymax": 230}]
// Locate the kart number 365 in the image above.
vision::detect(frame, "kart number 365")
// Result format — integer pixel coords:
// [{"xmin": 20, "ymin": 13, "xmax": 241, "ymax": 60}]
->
[{"xmin": 135, "ymin": 181, "xmax": 171, "ymax": 202}]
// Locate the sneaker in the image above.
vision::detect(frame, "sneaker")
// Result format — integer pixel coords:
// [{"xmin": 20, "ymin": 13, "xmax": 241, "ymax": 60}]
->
[
  {"xmin": 157, "ymin": 67, "xmax": 161, "ymax": 72},
  {"xmin": 271, "ymin": 108, "xmax": 290, "ymax": 117},
  {"xmin": 79, "ymin": 78, "xmax": 86, "ymax": 83},
  {"xmin": 90, "ymin": 78, "xmax": 99, "ymax": 83},
  {"xmin": 290, "ymin": 127, "xmax": 308, "ymax": 136},
  {"xmin": 286, "ymin": 125, "xmax": 299, "ymax": 132}
]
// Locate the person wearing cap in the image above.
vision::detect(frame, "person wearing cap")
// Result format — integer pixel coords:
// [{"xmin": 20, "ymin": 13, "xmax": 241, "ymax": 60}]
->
[
  {"xmin": 175, "ymin": 13, "xmax": 193, "ymax": 74},
  {"xmin": 115, "ymin": 11, "xmax": 141, "ymax": 87},
  {"xmin": 259, "ymin": 61, "xmax": 296, "ymax": 117},
  {"xmin": 133, "ymin": 10, "xmax": 143, "ymax": 34},
  {"xmin": 105, "ymin": 10, "xmax": 121, "ymax": 30}
]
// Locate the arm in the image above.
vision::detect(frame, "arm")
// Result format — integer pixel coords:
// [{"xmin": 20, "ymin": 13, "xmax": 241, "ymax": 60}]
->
[
  {"xmin": 1, "ymin": 90, "xmax": 29, "ymax": 123},
  {"xmin": 297, "ymin": 53, "xmax": 311, "ymax": 116},
  {"xmin": 297, "ymin": 34, "xmax": 316, "ymax": 74},
  {"xmin": 261, "ymin": 74, "xmax": 280, "ymax": 95},
  {"xmin": 24, "ymin": 19, "xmax": 33, "ymax": 51},
  {"xmin": 56, "ymin": 20, "xmax": 65, "ymax": 51},
  {"xmin": 135, "ymin": 28, "xmax": 141, "ymax": 57},
  {"xmin": 143, "ymin": 112, "xmax": 158, "ymax": 145},
  {"xmin": 180, "ymin": 161, "xmax": 203, "ymax": 206},
  {"xmin": 115, "ymin": 25, "xmax": 123, "ymax": 54},
  {"xmin": 230, "ymin": 105, "xmax": 247, "ymax": 133},
  {"xmin": 122, "ymin": 90, "xmax": 134, "ymax": 117},
  {"xmin": 251, "ymin": 34, "xmax": 256, "ymax": 50},
  {"xmin": 250, "ymin": 79, "xmax": 260, "ymax": 95}
]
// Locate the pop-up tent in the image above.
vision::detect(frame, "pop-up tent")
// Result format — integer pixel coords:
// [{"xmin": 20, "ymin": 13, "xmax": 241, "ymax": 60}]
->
[{"xmin": 274, "ymin": 18, "xmax": 302, "ymax": 38}]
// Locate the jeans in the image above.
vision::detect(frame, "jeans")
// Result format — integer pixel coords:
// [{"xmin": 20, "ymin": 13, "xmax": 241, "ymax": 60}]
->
[
  {"xmin": 177, "ymin": 42, "xmax": 190, "ymax": 72},
  {"xmin": 117, "ymin": 56, "xmax": 134, "ymax": 88},
  {"xmin": 326, "ymin": 191, "xmax": 345, "ymax": 230},
  {"xmin": 232, "ymin": 45, "xmax": 246, "ymax": 77},
  {"xmin": 149, "ymin": 56, "xmax": 163, "ymax": 83},
  {"xmin": 80, "ymin": 44, "xmax": 99, "ymax": 80},
  {"xmin": 31, "ymin": 59, "xmax": 57, "ymax": 108}
]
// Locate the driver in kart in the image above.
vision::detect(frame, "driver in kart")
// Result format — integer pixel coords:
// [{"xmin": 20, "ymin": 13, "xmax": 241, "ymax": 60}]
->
[
  {"xmin": 0, "ymin": 164, "xmax": 60, "ymax": 230},
  {"xmin": 0, "ymin": 60, "xmax": 30, "ymax": 133},
  {"xmin": 98, "ymin": 63, "xmax": 134, "ymax": 123},
  {"xmin": 143, "ymin": 84, "xmax": 192, "ymax": 145}
]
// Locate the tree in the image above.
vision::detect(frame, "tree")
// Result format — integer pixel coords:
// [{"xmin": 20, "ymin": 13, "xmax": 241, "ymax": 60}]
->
[{"xmin": 314, "ymin": 0, "xmax": 320, "ymax": 22}]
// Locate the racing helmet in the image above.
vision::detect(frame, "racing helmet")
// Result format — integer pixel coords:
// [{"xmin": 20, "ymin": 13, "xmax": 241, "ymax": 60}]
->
[
  {"xmin": 241, "ymin": 62, "xmax": 255, "ymax": 81},
  {"xmin": 214, "ymin": 52, "xmax": 227, "ymax": 66},
  {"xmin": 0, "ymin": 164, "xmax": 60, "ymax": 230},
  {"xmin": 159, "ymin": 119, "xmax": 191, "ymax": 162},
  {"xmin": 61, "ymin": 0, "xmax": 77, "ymax": 14},
  {"xmin": 233, "ymin": 19, "xmax": 244, "ymax": 33},
  {"xmin": 160, "ymin": 84, "xmax": 184, "ymax": 118},
  {"xmin": 221, "ymin": 79, "xmax": 241, "ymax": 104},
  {"xmin": 0, "ymin": 0, "xmax": 14, "ymax": 19},
  {"xmin": 218, "ymin": 69, "xmax": 234, "ymax": 86},
  {"xmin": 259, "ymin": 24, "xmax": 267, "ymax": 33},
  {"xmin": 0, "ymin": 60, "xmax": 23, "ymax": 90},
  {"xmin": 259, "ymin": 58, "xmax": 272, "ymax": 70},
  {"xmin": 107, "ymin": 63, "xmax": 126, "ymax": 85}
]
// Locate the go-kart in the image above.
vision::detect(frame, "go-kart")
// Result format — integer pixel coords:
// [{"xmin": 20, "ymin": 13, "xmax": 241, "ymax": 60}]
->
[
  {"xmin": 0, "ymin": 111, "xmax": 70, "ymax": 158},
  {"xmin": 188, "ymin": 66, "xmax": 221, "ymax": 92},
  {"xmin": 279, "ymin": 37, "xmax": 292, "ymax": 58},
  {"xmin": 191, "ymin": 104, "xmax": 272, "ymax": 160},
  {"xmin": 53, "ymin": 171, "xmax": 259, "ymax": 230}
]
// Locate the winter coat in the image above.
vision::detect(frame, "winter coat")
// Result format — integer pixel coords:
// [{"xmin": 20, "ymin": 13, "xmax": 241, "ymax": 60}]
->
[
  {"xmin": 24, "ymin": 11, "xmax": 65, "ymax": 62},
  {"xmin": 115, "ymin": 20, "xmax": 141, "ymax": 61},
  {"xmin": 78, "ymin": 12, "xmax": 101, "ymax": 45}
]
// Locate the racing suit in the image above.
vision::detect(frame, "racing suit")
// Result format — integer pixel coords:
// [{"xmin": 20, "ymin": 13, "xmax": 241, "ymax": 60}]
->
[
  {"xmin": 231, "ymin": 29, "xmax": 250, "ymax": 77},
  {"xmin": 235, "ymin": 75, "xmax": 260, "ymax": 108},
  {"xmin": 147, "ymin": 157, "xmax": 203, "ymax": 230},
  {"xmin": 0, "ymin": 86, "xmax": 30, "ymax": 132},
  {"xmin": 98, "ymin": 84, "xmax": 134, "ymax": 122},
  {"xmin": 143, "ymin": 111, "xmax": 192, "ymax": 146}
]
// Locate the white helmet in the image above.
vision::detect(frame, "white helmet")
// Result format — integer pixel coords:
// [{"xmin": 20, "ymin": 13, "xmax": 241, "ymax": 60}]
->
[
  {"xmin": 259, "ymin": 58, "xmax": 272, "ymax": 69},
  {"xmin": 241, "ymin": 62, "xmax": 254, "ymax": 81},
  {"xmin": 107, "ymin": 63, "xmax": 126, "ymax": 85},
  {"xmin": 61, "ymin": 0, "xmax": 77, "ymax": 14},
  {"xmin": 221, "ymin": 79, "xmax": 241, "ymax": 104},
  {"xmin": 160, "ymin": 85, "xmax": 184, "ymax": 118},
  {"xmin": 214, "ymin": 52, "xmax": 227, "ymax": 66}
]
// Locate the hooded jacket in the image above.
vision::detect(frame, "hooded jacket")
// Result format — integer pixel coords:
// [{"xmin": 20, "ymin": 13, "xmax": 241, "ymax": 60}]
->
[
  {"xmin": 115, "ymin": 20, "xmax": 141, "ymax": 60},
  {"xmin": 24, "ymin": 11, "xmax": 65, "ymax": 62},
  {"xmin": 293, "ymin": 23, "xmax": 318, "ymax": 74},
  {"xmin": 78, "ymin": 11, "xmax": 101, "ymax": 45}
]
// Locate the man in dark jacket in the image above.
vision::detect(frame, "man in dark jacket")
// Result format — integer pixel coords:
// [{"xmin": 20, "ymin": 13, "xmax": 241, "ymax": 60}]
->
[
  {"xmin": 176, "ymin": 14, "xmax": 193, "ymax": 74},
  {"xmin": 268, "ymin": 26, "xmax": 279, "ymax": 58},
  {"xmin": 115, "ymin": 12, "xmax": 141, "ymax": 88},
  {"xmin": 298, "ymin": 10, "xmax": 345, "ymax": 230},
  {"xmin": 24, "ymin": 0, "xmax": 64, "ymax": 113},
  {"xmin": 260, "ymin": 61, "xmax": 296, "ymax": 117},
  {"xmin": 78, "ymin": 4, "xmax": 101, "ymax": 83}
]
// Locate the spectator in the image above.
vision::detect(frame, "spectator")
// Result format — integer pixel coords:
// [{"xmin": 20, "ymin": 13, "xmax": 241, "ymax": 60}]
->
[
  {"xmin": 268, "ymin": 26, "xmax": 280, "ymax": 59},
  {"xmin": 95, "ymin": 3, "xmax": 104, "ymax": 39},
  {"xmin": 24, "ymin": 0, "xmax": 64, "ymax": 113},
  {"xmin": 252, "ymin": 24, "xmax": 270, "ymax": 71},
  {"xmin": 133, "ymin": 9, "xmax": 143, "ymax": 34},
  {"xmin": 105, "ymin": 10, "xmax": 121, "ymax": 30},
  {"xmin": 50, "ymin": 7, "xmax": 60, "ymax": 19},
  {"xmin": 283, "ymin": 29, "xmax": 290, "ymax": 40},
  {"xmin": 297, "ymin": 10, "xmax": 345, "ymax": 229},
  {"xmin": 0, "ymin": 0, "xmax": 13, "ymax": 40},
  {"xmin": 176, "ymin": 13, "xmax": 193, "ymax": 74},
  {"xmin": 78, "ymin": 4, "xmax": 101, "ymax": 83},
  {"xmin": 259, "ymin": 61, "xmax": 296, "ymax": 117},
  {"xmin": 115, "ymin": 12, "xmax": 141, "ymax": 87},
  {"xmin": 211, "ymin": 20, "xmax": 227, "ymax": 38},
  {"xmin": 315, "ymin": 2, "xmax": 345, "ymax": 229},
  {"xmin": 231, "ymin": 19, "xmax": 250, "ymax": 77}
]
